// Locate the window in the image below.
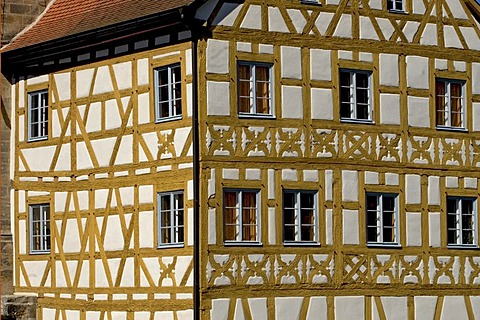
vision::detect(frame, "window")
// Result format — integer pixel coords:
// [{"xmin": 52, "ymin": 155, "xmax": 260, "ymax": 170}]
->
[
  {"xmin": 366, "ymin": 193, "xmax": 398, "ymax": 245},
  {"xmin": 157, "ymin": 191, "xmax": 184, "ymax": 246},
  {"xmin": 224, "ymin": 189, "xmax": 260, "ymax": 243},
  {"xmin": 238, "ymin": 62, "xmax": 273, "ymax": 116},
  {"xmin": 387, "ymin": 0, "xmax": 404, "ymax": 11},
  {"xmin": 155, "ymin": 64, "xmax": 182, "ymax": 121},
  {"xmin": 447, "ymin": 197, "xmax": 477, "ymax": 246},
  {"xmin": 436, "ymin": 79, "xmax": 465, "ymax": 129},
  {"xmin": 283, "ymin": 191, "xmax": 318, "ymax": 243},
  {"xmin": 29, "ymin": 204, "xmax": 50, "ymax": 253},
  {"xmin": 340, "ymin": 70, "xmax": 372, "ymax": 122},
  {"xmin": 28, "ymin": 90, "xmax": 48, "ymax": 141}
]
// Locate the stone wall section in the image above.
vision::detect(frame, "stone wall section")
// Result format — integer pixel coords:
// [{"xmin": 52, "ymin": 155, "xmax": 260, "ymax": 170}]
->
[{"xmin": 1, "ymin": 1, "xmax": 52, "ymax": 318}]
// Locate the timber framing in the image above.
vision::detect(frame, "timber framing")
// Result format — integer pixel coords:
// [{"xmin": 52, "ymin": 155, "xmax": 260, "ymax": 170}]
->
[{"xmin": 4, "ymin": 0, "xmax": 480, "ymax": 319}]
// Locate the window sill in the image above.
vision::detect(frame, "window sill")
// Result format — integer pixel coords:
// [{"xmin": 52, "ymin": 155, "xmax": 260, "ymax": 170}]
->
[
  {"xmin": 340, "ymin": 118, "xmax": 374, "ymax": 125},
  {"xmin": 283, "ymin": 241, "xmax": 320, "ymax": 247},
  {"xmin": 436, "ymin": 126, "xmax": 468, "ymax": 133},
  {"xmin": 155, "ymin": 115, "xmax": 182, "ymax": 124},
  {"xmin": 224, "ymin": 241, "xmax": 262, "ymax": 247},
  {"xmin": 29, "ymin": 250, "xmax": 50, "ymax": 255},
  {"xmin": 28, "ymin": 136, "xmax": 48, "ymax": 143},
  {"xmin": 388, "ymin": 9, "xmax": 407, "ymax": 14},
  {"xmin": 367, "ymin": 243, "xmax": 401, "ymax": 249},
  {"xmin": 238, "ymin": 113, "xmax": 275, "ymax": 120},
  {"xmin": 447, "ymin": 244, "xmax": 478, "ymax": 250},
  {"xmin": 157, "ymin": 243, "xmax": 184, "ymax": 249}
]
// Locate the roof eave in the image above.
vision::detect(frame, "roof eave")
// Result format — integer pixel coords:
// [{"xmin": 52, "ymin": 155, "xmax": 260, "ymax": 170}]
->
[{"xmin": 2, "ymin": 5, "xmax": 192, "ymax": 79}]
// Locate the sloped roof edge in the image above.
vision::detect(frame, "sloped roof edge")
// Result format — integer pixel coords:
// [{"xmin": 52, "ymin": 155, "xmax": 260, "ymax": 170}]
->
[{"xmin": 2, "ymin": 0, "xmax": 196, "ymax": 53}]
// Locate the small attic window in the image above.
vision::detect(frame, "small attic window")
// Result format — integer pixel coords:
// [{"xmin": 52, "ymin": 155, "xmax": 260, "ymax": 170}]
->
[{"xmin": 387, "ymin": 0, "xmax": 405, "ymax": 12}]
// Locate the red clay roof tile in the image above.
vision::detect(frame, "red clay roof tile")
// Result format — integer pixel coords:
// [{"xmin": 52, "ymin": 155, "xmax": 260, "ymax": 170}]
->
[{"xmin": 3, "ymin": 0, "xmax": 193, "ymax": 52}]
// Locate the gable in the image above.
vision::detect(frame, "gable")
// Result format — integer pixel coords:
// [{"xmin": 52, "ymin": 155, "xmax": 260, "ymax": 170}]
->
[{"xmin": 199, "ymin": 0, "xmax": 480, "ymax": 51}]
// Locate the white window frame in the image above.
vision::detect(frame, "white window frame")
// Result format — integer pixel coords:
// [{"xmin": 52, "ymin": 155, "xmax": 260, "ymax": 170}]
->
[
  {"xmin": 154, "ymin": 63, "xmax": 182, "ymax": 122},
  {"xmin": 447, "ymin": 197, "xmax": 477, "ymax": 248},
  {"xmin": 283, "ymin": 190, "xmax": 319, "ymax": 245},
  {"xmin": 339, "ymin": 69, "xmax": 373, "ymax": 123},
  {"xmin": 29, "ymin": 203, "xmax": 50, "ymax": 254},
  {"xmin": 366, "ymin": 193, "xmax": 399, "ymax": 246},
  {"xmin": 237, "ymin": 61, "xmax": 274, "ymax": 117},
  {"xmin": 435, "ymin": 79, "xmax": 466, "ymax": 130},
  {"xmin": 157, "ymin": 191, "xmax": 184, "ymax": 247},
  {"xmin": 223, "ymin": 189, "xmax": 261, "ymax": 244},
  {"xmin": 387, "ymin": 0, "xmax": 405, "ymax": 12},
  {"xmin": 28, "ymin": 90, "xmax": 49, "ymax": 141}
]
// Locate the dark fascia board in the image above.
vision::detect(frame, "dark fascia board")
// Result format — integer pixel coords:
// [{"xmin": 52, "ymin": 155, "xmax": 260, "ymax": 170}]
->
[
  {"xmin": 464, "ymin": 0, "xmax": 480, "ymax": 23},
  {"xmin": 1, "ymin": 6, "xmax": 191, "ymax": 79}
]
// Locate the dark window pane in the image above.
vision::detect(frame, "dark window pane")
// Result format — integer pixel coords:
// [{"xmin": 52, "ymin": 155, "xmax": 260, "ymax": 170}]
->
[
  {"xmin": 159, "ymin": 85, "xmax": 169, "ymax": 103},
  {"xmin": 367, "ymin": 226, "xmax": 378, "ymax": 242},
  {"xmin": 462, "ymin": 215, "xmax": 474, "ymax": 231},
  {"xmin": 301, "ymin": 193, "xmax": 314, "ymax": 208},
  {"xmin": 161, "ymin": 195, "xmax": 171, "ymax": 211},
  {"xmin": 256, "ymin": 97, "xmax": 270, "ymax": 114},
  {"xmin": 177, "ymin": 210, "xmax": 184, "ymax": 226},
  {"xmin": 32, "ymin": 222, "xmax": 41, "ymax": 237},
  {"xmin": 356, "ymin": 104, "xmax": 369, "ymax": 120},
  {"xmin": 356, "ymin": 88, "xmax": 368, "ymax": 104},
  {"xmin": 239, "ymin": 97, "xmax": 252, "ymax": 113},
  {"xmin": 301, "ymin": 226, "xmax": 314, "ymax": 241},
  {"xmin": 242, "ymin": 208, "xmax": 256, "ymax": 225},
  {"xmin": 301, "ymin": 209, "xmax": 314, "ymax": 225},
  {"xmin": 356, "ymin": 73, "xmax": 369, "ymax": 88},
  {"xmin": 177, "ymin": 226, "xmax": 184, "ymax": 243},
  {"xmin": 158, "ymin": 69, "xmax": 169, "ymax": 86},
  {"xmin": 448, "ymin": 229, "xmax": 457, "ymax": 244},
  {"xmin": 224, "ymin": 208, "xmax": 237, "ymax": 225},
  {"xmin": 242, "ymin": 192, "xmax": 256, "ymax": 208},
  {"xmin": 340, "ymin": 102, "xmax": 351, "ymax": 118},
  {"xmin": 32, "ymin": 206, "xmax": 41, "ymax": 221},
  {"xmin": 462, "ymin": 200, "xmax": 473, "ymax": 215},
  {"xmin": 161, "ymin": 227, "xmax": 171, "ymax": 243},
  {"xmin": 366, "ymin": 211, "xmax": 377, "ymax": 226},
  {"xmin": 172, "ymin": 66, "xmax": 181, "ymax": 82},
  {"xmin": 161, "ymin": 212, "xmax": 171, "ymax": 228},
  {"xmin": 340, "ymin": 71, "xmax": 351, "ymax": 87},
  {"xmin": 41, "ymin": 93, "xmax": 48, "ymax": 108},
  {"xmin": 387, "ymin": 0, "xmax": 393, "ymax": 10},
  {"xmin": 447, "ymin": 199, "xmax": 457, "ymax": 214},
  {"xmin": 238, "ymin": 65, "xmax": 251, "ymax": 81},
  {"xmin": 225, "ymin": 225, "xmax": 237, "ymax": 241},
  {"xmin": 284, "ymin": 193, "xmax": 295, "ymax": 208},
  {"xmin": 243, "ymin": 225, "xmax": 257, "ymax": 241},
  {"xmin": 31, "ymin": 108, "xmax": 39, "ymax": 123},
  {"xmin": 284, "ymin": 226, "xmax": 295, "ymax": 241},
  {"xmin": 284, "ymin": 209, "xmax": 295, "ymax": 225},
  {"xmin": 175, "ymin": 194, "xmax": 184, "ymax": 209},
  {"xmin": 45, "ymin": 235, "xmax": 51, "ymax": 250},
  {"xmin": 340, "ymin": 86, "xmax": 351, "ymax": 103},
  {"xmin": 447, "ymin": 214, "xmax": 457, "ymax": 229},
  {"xmin": 366, "ymin": 195, "xmax": 378, "ymax": 210},
  {"xmin": 383, "ymin": 227, "xmax": 394, "ymax": 242},
  {"xmin": 256, "ymin": 66, "xmax": 269, "ymax": 82},
  {"xmin": 383, "ymin": 196, "xmax": 395, "ymax": 212},
  {"xmin": 383, "ymin": 211, "xmax": 394, "ymax": 227},
  {"xmin": 224, "ymin": 191, "xmax": 238, "ymax": 208},
  {"xmin": 463, "ymin": 230, "xmax": 474, "ymax": 245}
]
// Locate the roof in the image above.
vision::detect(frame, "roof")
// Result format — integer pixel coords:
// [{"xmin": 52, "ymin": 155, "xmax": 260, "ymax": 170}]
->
[{"xmin": 3, "ymin": 0, "xmax": 194, "ymax": 52}]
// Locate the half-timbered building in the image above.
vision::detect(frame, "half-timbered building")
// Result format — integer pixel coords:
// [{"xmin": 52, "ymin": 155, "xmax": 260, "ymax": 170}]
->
[{"xmin": 4, "ymin": 0, "xmax": 480, "ymax": 318}]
